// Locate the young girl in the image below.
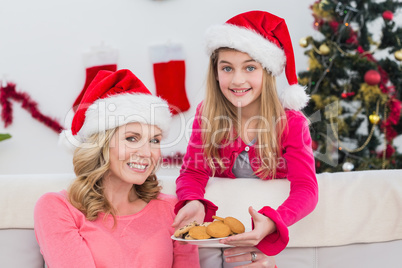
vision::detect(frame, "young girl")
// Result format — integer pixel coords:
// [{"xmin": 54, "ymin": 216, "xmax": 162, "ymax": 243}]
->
[
  {"xmin": 172, "ymin": 11, "xmax": 318, "ymax": 267},
  {"xmin": 34, "ymin": 69, "xmax": 199, "ymax": 267}
]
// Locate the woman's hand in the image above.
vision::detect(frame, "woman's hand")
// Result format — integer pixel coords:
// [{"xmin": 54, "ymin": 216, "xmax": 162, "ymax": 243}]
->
[
  {"xmin": 172, "ymin": 200, "xmax": 205, "ymax": 229},
  {"xmin": 220, "ymin": 206, "xmax": 276, "ymax": 247},
  {"xmin": 224, "ymin": 247, "xmax": 276, "ymax": 268}
]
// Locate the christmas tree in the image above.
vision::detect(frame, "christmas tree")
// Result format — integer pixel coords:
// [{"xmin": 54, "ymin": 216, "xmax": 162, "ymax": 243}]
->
[{"xmin": 298, "ymin": 0, "xmax": 402, "ymax": 172}]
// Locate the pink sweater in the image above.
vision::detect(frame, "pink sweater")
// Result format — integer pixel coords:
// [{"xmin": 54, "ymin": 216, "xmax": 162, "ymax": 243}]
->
[
  {"xmin": 175, "ymin": 102, "xmax": 318, "ymax": 256},
  {"xmin": 34, "ymin": 190, "xmax": 199, "ymax": 268}
]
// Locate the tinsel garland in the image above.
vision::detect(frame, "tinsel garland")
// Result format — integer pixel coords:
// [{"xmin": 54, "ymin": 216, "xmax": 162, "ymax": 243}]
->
[
  {"xmin": 0, "ymin": 83, "xmax": 64, "ymax": 133},
  {"xmin": 161, "ymin": 152, "xmax": 184, "ymax": 166}
]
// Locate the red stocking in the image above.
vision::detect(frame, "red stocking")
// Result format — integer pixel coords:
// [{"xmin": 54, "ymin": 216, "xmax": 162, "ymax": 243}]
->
[
  {"xmin": 150, "ymin": 44, "xmax": 190, "ymax": 115},
  {"xmin": 72, "ymin": 45, "xmax": 118, "ymax": 111}
]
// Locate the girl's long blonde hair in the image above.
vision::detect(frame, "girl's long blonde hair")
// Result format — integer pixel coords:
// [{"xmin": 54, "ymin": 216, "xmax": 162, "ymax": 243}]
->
[
  {"xmin": 202, "ymin": 48, "xmax": 287, "ymax": 179},
  {"xmin": 68, "ymin": 128, "xmax": 160, "ymax": 222}
]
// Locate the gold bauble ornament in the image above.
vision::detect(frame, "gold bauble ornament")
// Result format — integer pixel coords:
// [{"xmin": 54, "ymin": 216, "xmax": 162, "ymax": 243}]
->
[
  {"xmin": 319, "ymin": 44, "xmax": 330, "ymax": 55},
  {"xmin": 299, "ymin": 37, "xmax": 309, "ymax": 48},
  {"xmin": 319, "ymin": 0, "xmax": 329, "ymax": 10},
  {"xmin": 394, "ymin": 50, "xmax": 402, "ymax": 61},
  {"xmin": 369, "ymin": 113, "xmax": 380, "ymax": 125}
]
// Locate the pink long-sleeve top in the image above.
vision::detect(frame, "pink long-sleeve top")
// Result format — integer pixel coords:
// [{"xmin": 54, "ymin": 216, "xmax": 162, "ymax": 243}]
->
[
  {"xmin": 175, "ymin": 102, "xmax": 318, "ymax": 256},
  {"xmin": 34, "ymin": 190, "xmax": 199, "ymax": 268}
]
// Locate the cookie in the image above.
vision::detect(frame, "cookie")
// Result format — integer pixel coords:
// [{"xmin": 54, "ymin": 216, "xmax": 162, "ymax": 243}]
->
[
  {"xmin": 200, "ymin": 222, "xmax": 212, "ymax": 227},
  {"xmin": 184, "ymin": 233, "xmax": 195, "ymax": 240},
  {"xmin": 206, "ymin": 221, "xmax": 231, "ymax": 238},
  {"xmin": 224, "ymin": 217, "xmax": 245, "ymax": 234},
  {"xmin": 188, "ymin": 226, "xmax": 211, "ymax": 240},
  {"xmin": 212, "ymin": 215, "xmax": 225, "ymax": 221},
  {"xmin": 174, "ymin": 221, "xmax": 197, "ymax": 238}
]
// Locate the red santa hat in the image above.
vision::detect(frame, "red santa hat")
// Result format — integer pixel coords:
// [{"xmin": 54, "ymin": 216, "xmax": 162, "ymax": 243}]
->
[
  {"xmin": 205, "ymin": 10, "xmax": 309, "ymax": 111},
  {"xmin": 61, "ymin": 69, "xmax": 171, "ymax": 148}
]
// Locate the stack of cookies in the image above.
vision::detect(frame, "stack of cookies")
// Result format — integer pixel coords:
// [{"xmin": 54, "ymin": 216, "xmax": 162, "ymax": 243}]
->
[{"xmin": 174, "ymin": 215, "xmax": 245, "ymax": 240}]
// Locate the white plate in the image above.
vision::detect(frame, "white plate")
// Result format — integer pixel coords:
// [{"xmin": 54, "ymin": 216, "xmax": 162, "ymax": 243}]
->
[{"xmin": 171, "ymin": 235, "xmax": 234, "ymax": 248}]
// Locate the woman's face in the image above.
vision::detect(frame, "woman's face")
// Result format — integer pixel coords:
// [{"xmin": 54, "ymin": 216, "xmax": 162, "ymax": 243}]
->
[
  {"xmin": 107, "ymin": 122, "xmax": 162, "ymax": 188},
  {"xmin": 216, "ymin": 50, "xmax": 263, "ymax": 110}
]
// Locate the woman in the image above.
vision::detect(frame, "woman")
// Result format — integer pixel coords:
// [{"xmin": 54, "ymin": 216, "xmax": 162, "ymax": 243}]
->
[{"xmin": 34, "ymin": 69, "xmax": 200, "ymax": 268}]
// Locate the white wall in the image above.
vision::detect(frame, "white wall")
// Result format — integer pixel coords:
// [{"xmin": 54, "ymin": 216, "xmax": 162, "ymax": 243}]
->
[{"xmin": 1, "ymin": 0, "xmax": 398, "ymax": 174}]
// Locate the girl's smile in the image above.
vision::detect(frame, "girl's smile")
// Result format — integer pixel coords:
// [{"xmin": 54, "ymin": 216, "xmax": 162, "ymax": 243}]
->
[
  {"xmin": 229, "ymin": 87, "xmax": 252, "ymax": 96},
  {"xmin": 216, "ymin": 50, "xmax": 263, "ymax": 110}
]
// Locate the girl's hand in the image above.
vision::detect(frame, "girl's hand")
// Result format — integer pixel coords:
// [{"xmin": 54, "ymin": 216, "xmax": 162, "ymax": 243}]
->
[
  {"xmin": 219, "ymin": 206, "xmax": 276, "ymax": 247},
  {"xmin": 224, "ymin": 246, "xmax": 276, "ymax": 268},
  {"xmin": 172, "ymin": 200, "xmax": 205, "ymax": 229}
]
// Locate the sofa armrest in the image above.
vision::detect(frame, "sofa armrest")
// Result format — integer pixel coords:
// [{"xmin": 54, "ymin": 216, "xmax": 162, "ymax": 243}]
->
[{"xmin": 0, "ymin": 174, "xmax": 74, "ymax": 229}]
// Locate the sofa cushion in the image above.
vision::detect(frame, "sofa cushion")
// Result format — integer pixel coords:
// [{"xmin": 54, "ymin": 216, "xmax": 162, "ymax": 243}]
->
[
  {"xmin": 286, "ymin": 170, "xmax": 402, "ymax": 247},
  {"xmin": 275, "ymin": 239, "xmax": 402, "ymax": 267},
  {"xmin": 0, "ymin": 174, "xmax": 73, "ymax": 229},
  {"xmin": 0, "ymin": 229, "xmax": 44, "ymax": 268},
  {"xmin": 1, "ymin": 169, "xmax": 402, "ymax": 248}
]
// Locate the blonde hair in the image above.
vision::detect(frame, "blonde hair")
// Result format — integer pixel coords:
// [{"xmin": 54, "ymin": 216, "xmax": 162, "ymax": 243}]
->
[
  {"xmin": 68, "ymin": 127, "xmax": 161, "ymax": 222},
  {"xmin": 202, "ymin": 48, "xmax": 287, "ymax": 178}
]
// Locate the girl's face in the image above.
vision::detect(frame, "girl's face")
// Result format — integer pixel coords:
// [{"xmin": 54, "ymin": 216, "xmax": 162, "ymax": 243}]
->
[
  {"xmin": 216, "ymin": 50, "xmax": 263, "ymax": 110},
  {"xmin": 107, "ymin": 122, "xmax": 162, "ymax": 189}
]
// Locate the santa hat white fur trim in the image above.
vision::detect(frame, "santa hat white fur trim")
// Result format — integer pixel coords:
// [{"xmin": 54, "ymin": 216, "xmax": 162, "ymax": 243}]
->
[
  {"xmin": 205, "ymin": 24, "xmax": 286, "ymax": 76},
  {"xmin": 277, "ymin": 84, "xmax": 310, "ymax": 111},
  {"xmin": 60, "ymin": 93, "xmax": 171, "ymax": 149}
]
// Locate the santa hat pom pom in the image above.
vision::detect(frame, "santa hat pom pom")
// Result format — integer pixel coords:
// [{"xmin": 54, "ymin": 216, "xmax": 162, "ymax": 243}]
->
[{"xmin": 278, "ymin": 84, "xmax": 309, "ymax": 111}]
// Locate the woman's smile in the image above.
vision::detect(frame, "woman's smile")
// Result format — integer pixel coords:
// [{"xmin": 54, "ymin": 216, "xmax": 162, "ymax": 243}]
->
[{"xmin": 127, "ymin": 162, "xmax": 148, "ymax": 172}]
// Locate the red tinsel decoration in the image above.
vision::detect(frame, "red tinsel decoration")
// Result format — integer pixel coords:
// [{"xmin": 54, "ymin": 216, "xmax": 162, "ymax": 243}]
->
[
  {"xmin": 378, "ymin": 144, "xmax": 396, "ymax": 158},
  {"xmin": 0, "ymin": 82, "xmax": 64, "ymax": 133},
  {"xmin": 381, "ymin": 98, "xmax": 401, "ymax": 144},
  {"xmin": 345, "ymin": 30, "xmax": 359, "ymax": 45},
  {"xmin": 162, "ymin": 152, "xmax": 184, "ymax": 166},
  {"xmin": 387, "ymin": 98, "xmax": 402, "ymax": 125},
  {"xmin": 329, "ymin": 21, "xmax": 340, "ymax": 33},
  {"xmin": 381, "ymin": 98, "xmax": 402, "ymax": 143},
  {"xmin": 313, "ymin": 19, "xmax": 324, "ymax": 30}
]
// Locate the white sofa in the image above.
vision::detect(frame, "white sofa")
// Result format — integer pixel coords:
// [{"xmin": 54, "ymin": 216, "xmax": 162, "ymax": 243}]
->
[{"xmin": 1, "ymin": 169, "xmax": 402, "ymax": 268}]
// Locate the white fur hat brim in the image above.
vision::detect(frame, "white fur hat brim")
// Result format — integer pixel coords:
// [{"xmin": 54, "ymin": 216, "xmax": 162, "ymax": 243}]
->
[
  {"xmin": 205, "ymin": 24, "xmax": 286, "ymax": 76},
  {"xmin": 60, "ymin": 93, "xmax": 171, "ymax": 149}
]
